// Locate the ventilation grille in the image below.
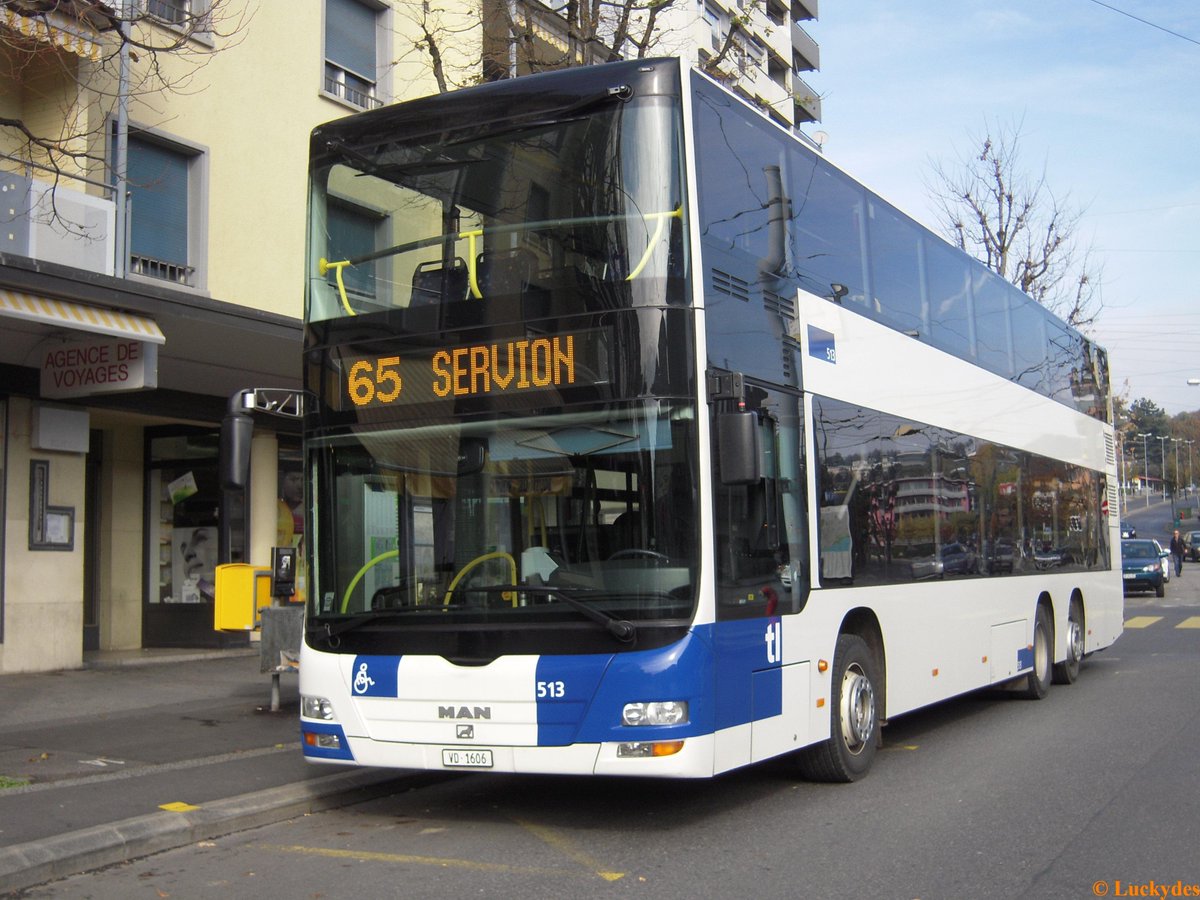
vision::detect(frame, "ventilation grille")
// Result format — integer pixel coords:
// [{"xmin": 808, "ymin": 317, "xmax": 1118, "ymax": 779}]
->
[
  {"xmin": 711, "ymin": 268, "xmax": 751, "ymax": 302},
  {"xmin": 764, "ymin": 291, "xmax": 796, "ymax": 320}
]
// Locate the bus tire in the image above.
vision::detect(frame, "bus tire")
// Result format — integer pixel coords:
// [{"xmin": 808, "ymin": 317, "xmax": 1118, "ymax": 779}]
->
[
  {"xmin": 798, "ymin": 633, "xmax": 880, "ymax": 782},
  {"xmin": 1022, "ymin": 604, "xmax": 1053, "ymax": 700},
  {"xmin": 1052, "ymin": 597, "xmax": 1084, "ymax": 685}
]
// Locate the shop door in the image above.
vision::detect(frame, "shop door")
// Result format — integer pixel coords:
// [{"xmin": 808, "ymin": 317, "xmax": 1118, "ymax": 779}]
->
[{"xmin": 143, "ymin": 427, "xmax": 246, "ymax": 648}]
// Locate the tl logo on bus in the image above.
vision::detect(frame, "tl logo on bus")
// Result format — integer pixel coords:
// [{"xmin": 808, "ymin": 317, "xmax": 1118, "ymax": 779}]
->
[{"xmin": 765, "ymin": 621, "xmax": 782, "ymax": 664}]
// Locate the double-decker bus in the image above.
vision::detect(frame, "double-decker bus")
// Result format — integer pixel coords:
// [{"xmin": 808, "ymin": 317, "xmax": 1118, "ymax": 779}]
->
[{"xmin": 299, "ymin": 57, "xmax": 1122, "ymax": 781}]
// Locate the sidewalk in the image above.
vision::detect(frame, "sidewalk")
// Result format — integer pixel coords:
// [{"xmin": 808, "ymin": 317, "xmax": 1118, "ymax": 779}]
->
[{"xmin": 0, "ymin": 650, "xmax": 408, "ymax": 895}]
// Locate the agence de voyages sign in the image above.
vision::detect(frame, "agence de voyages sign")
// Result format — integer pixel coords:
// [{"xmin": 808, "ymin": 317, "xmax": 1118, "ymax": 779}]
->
[{"xmin": 41, "ymin": 336, "xmax": 158, "ymax": 399}]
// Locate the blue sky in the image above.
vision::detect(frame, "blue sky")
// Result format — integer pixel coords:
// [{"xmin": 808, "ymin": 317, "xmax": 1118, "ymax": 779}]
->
[{"xmin": 810, "ymin": 1, "xmax": 1200, "ymax": 415}]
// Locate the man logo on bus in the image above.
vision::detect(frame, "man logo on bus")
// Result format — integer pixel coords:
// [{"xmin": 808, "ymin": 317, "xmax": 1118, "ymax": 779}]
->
[{"xmin": 765, "ymin": 621, "xmax": 782, "ymax": 664}]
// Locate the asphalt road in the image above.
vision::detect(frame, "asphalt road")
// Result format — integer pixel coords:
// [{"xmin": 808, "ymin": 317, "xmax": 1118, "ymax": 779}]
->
[{"xmin": 19, "ymin": 560, "xmax": 1200, "ymax": 900}]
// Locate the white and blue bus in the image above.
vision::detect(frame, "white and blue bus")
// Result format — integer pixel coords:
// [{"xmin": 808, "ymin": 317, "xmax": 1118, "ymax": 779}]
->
[{"xmin": 299, "ymin": 58, "xmax": 1122, "ymax": 781}]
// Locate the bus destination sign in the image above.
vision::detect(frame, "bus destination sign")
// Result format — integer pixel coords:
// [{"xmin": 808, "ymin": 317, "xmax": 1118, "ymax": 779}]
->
[{"xmin": 342, "ymin": 330, "xmax": 605, "ymax": 410}]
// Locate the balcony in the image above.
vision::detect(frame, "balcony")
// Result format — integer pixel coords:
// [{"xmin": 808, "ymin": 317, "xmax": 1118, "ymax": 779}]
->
[
  {"xmin": 323, "ymin": 75, "xmax": 383, "ymax": 110},
  {"xmin": 128, "ymin": 254, "xmax": 196, "ymax": 286},
  {"xmin": 0, "ymin": 171, "xmax": 115, "ymax": 276},
  {"xmin": 792, "ymin": 72, "xmax": 822, "ymax": 123},
  {"xmin": 750, "ymin": 4, "xmax": 793, "ymax": 66},
  {"xmin": 792, "ymin": 0, "xmax": 818, "ymax": 21},
  {"xmin": 791, "ymin": 20, "xmax": 820, "ymax": 71}
]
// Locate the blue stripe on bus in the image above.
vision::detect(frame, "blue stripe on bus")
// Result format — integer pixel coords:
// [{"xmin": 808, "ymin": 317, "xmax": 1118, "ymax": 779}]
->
[
  {"xmin": 342, "ymin": 618, "xmax": 786, "ymax": 747},
  {"xmin": 536, "ymin": 619, "xmax": 783, "ymax": 745},
  {"xmin": 713, "ymin": 617, "xmax": 783, "ymax": 727},
  {"xmin": 301, "ymin": 721, "xmax": 355, "ymax": 761}
]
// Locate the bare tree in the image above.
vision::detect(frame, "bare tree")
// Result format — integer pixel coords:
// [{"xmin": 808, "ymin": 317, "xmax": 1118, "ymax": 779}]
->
[
  {"xmin": 481, "ymin": 0, "xmax": 685, "ymax": 77},
  {"xmin": 1, "ymin": 0, "xmax": 248, "ymax": 231},
  {"xmin": 395, "ymin": 0, "xmax": 802, "ymax": 102},
  {"xmin": 927, "ymin": 120, "xmax": 1102, "ymax": 328}
]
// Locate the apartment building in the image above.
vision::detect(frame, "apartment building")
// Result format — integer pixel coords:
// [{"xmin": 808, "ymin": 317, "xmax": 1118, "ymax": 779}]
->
[
  {"xmin": 0, "ymin": 0, "xmax": 819, "ymax": 674},
  {"xmin": 685, "ymin": 0, "xmax": 821, "ymax": 127},
  {"xmin": 489, "ymin": 0, "xmax": 821, "ymax": 128}
]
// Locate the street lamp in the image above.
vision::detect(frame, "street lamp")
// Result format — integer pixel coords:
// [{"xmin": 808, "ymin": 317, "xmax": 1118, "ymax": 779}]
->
[
  {"xmin": 1172, "ymin": 438, "xmax": 1182, "ymax": 497},
  {"xmin": 1157, "ymin": 435, "xmax": 1168, "ymax": 500},
  {"xmin": 1138, "ymin": 432, "xmax": 1152, "ymax": 507},
  {"xmin": 1120, "ymin": 441, "xmax": 1132, "ymax": 515}
]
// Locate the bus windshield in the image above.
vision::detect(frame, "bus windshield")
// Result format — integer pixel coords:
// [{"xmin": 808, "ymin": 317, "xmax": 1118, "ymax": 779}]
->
[
  {"xmin": 303, "ymin": 66, "xmax": 698, "ymax": 659},
  {"xmin": 308, "ymin": 401, "xmax": 699, "ymax": 650},
  {"xmin": 307, "ymin": 83, "xmax": 685, "ymax": 324}
]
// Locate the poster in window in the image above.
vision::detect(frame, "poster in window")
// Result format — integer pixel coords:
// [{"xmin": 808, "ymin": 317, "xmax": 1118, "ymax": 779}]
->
[{"xmin": 172, "ymin": 526, "xmax": 218, "ymax": 603}]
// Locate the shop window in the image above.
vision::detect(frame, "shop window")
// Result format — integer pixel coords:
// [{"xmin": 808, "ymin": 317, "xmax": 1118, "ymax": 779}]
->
[{"xmin": 147, "ymin": 429, "xmax": 223, "ymax": 605}]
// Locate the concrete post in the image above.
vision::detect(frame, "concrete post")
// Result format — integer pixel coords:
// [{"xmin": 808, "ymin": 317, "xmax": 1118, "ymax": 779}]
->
[{"xmin": 250, "ymin": 431, "xmax": 279, "ymax": 568}]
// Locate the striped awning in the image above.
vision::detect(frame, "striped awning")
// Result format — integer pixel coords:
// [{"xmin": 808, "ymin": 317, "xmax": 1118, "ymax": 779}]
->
[
  {"xmin": 0, "ymin": 7, "xmax": 103, "ymax": 62},
  {"xmin": 0, "ymin": 290, "xmax": 165, "ymax": 344}
]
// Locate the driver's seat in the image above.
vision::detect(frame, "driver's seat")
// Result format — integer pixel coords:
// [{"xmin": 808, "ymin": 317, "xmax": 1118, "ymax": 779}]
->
[{"xmin": 609, "ymin": 510, "xmax": 641, "ymax": 556}]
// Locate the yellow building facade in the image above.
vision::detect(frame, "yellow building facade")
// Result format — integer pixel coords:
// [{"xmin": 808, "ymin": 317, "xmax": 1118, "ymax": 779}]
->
[{"xmin": 0, "ymin": 0, "xmax": 480, "ymax": 673}]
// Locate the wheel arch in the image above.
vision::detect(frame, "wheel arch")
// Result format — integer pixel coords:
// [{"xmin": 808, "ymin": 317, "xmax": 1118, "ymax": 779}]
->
[
  {"xmin": 839, "ymin": 607, "xmax": 887, "ymax": 721},
  {"xmin": 1064, "ymin": 587, "xmax": 1086, "ymax": 652}
]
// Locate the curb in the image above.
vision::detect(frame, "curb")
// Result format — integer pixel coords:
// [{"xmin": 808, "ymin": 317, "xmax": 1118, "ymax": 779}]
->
[
  {"xmin": 83, "ymin": 649, "xmax": 258, "ymax": 669},
  {"xmin": 0, "ymin": 768, "xmax": 406, "ymax": 895}
]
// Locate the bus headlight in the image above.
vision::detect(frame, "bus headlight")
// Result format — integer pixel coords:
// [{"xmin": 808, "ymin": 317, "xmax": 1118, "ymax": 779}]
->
[
  {"xmin": 622, "ymin": 701, "xmax": 688, "ymax": 727},
  {"xmin": 302, "ymin": 695, "xmax": 336, "ymax": 720}
]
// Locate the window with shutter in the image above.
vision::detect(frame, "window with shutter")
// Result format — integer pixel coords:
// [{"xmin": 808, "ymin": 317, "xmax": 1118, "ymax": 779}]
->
[
  {"xmin": 324, "ymin": 0, "xmax": 382, "ymax": 109},
  {"xmin": 127, "ymin": 135, "xmax": 195, "ymax": 285}
]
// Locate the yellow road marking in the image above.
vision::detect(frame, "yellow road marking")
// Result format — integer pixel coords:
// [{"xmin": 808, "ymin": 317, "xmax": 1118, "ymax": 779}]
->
[
  {"xmin": 1177, "ymin": 616, "xmax": 1200, "ymax": 629},
  {"xmin": 515, "ymin": 819, "xmax": 625, "ymax": 882},
  {"xmin": 1124, "ymin": 616, "xmax": 1163, "ymax": 629},
  {"xmin": 159, "ymin": 801, "xmax": 200, "ymax": 812},
  {"xmin": 259, "ymin": 843, "xmax": 571, "ymax": 877}
]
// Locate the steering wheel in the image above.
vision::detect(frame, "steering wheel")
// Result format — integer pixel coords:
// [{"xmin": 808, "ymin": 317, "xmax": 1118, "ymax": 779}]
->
[{"xmin": 607, "ymin": 548, "xmax": 670, "ymax": 563}]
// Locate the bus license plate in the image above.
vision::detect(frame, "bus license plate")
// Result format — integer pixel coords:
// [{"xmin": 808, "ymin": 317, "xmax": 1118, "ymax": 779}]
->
[{"xmin": 442, "ymin": 749, "xmax": 493, "ymax": 768}]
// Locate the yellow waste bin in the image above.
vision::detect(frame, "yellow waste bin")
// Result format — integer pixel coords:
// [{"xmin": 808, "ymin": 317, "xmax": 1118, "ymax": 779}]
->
[{"xmin": 214, "ymin": 563, "xmax": 272, "ymax": 632}]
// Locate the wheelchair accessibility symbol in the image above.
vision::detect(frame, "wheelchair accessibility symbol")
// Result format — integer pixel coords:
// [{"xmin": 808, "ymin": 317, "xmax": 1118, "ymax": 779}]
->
[{"xmin": 353, "ymin": 662, "xmax": 376, "ymax": 695}]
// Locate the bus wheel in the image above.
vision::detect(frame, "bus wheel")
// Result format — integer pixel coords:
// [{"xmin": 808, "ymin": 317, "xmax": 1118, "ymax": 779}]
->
[
  {"xmin": 798, "ymin": 633, "xmax": 880, "ymax": 782},
  {"xmin": 1052, "ymin": 597, "xmax": 1084, "ymax": 685},
  {"xmin": 1022, "ymin": 604, "xmax": 1053, "ymax": 700}
]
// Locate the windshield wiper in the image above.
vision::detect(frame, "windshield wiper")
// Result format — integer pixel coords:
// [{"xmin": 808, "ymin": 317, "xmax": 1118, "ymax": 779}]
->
[
  {"xmin": 309, "ymin": 610, "xmax": 406, "ymax": 643},
  {"xmin": 311, "ymin": 583, "xmax": 637, "ymax": 645},
  {"xmin": 523, "ymin": 584, "xmax": 637, "ymax": 643},
  {"xmin": 464, "ymin": 584, "xmax": 636, "ymax": 643}
]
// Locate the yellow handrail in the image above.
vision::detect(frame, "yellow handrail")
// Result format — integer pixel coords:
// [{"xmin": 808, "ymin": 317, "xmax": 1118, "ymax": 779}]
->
[
  {"xmin": 340, "ymin": 548, "xmax": 399, "ymax": 613},
  {"xmin": 443, "ymin": 551, "xmax": 517, "ymax": 607},
  {"xmin": 460, "ymin": 229, "xmax": 484, "ymax": 299},
  {"xmin": 318, "ymin": 258, "xmax": 357, "ymax": 316},
  {"xmin": 626, "ymin": 207, "xmax": 683, "ymax": 282}
]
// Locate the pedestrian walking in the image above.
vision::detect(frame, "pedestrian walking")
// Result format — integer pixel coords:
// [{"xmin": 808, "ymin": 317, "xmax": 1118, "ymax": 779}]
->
[{"xmin": 1169, "ymin": 529, "xmax": 1185, "ymax": 577}]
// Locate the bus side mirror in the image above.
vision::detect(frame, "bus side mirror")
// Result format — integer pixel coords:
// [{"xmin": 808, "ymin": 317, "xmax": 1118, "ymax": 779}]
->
[
  {"xmin": 220, "ymin": 412, "xmax": 253, "ymax": 491},
  {"xmin": 457, "ymin": 437, "xmax": 487, "ymax": 476},
  {"xmin": 717, "ymin": 411, "xmax": 761, "ymax": 485}
]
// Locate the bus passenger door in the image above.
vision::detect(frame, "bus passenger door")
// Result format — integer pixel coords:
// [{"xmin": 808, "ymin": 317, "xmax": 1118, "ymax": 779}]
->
[{"xmin": 708, "ymin": 374, "xmax": 810, "ymax": 765}]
